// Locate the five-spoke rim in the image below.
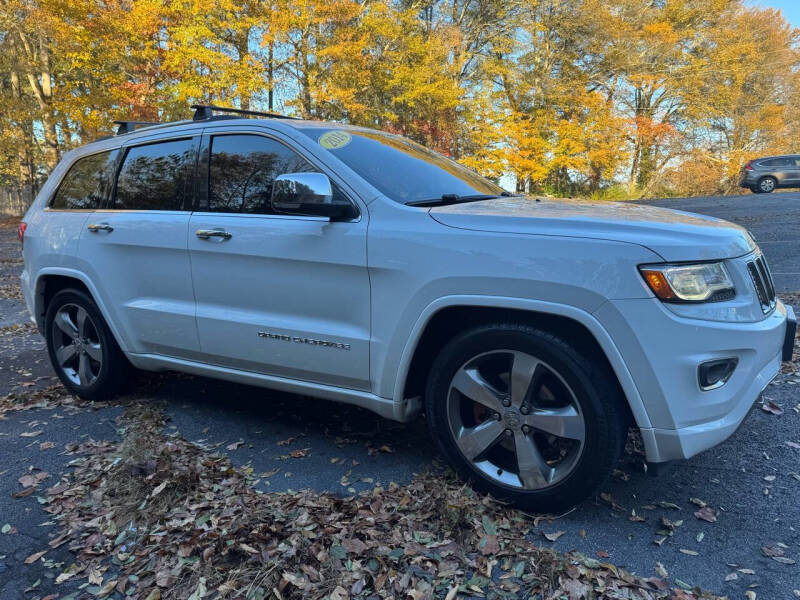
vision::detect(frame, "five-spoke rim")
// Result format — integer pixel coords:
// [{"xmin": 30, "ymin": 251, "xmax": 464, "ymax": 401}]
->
[
  {"xmin": 446, "ymin": 350, "xmax": 585, "ymax": 491},
  {"xmin": 760, "ymin": 178, "xmax": 775, "ymax": 191},
  {"xmin": 51, "ymin": 303, "xmax": 102, "ymax": 387}
]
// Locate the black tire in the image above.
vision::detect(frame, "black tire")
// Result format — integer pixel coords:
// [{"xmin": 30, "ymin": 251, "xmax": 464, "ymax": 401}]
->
[
  {"xmin": 425, "ymin": 323, "xmax": 626, "ymax": 512},
  {"xmin": 756, "ymin": 177, "xmax": 777, "ymax": 194},
  {"xmin": 44, "ymin": 288, "xmax": 129, "ymax": 400}
]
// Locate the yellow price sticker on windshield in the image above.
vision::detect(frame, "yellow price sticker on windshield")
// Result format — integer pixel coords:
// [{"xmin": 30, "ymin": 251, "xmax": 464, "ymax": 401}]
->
[{"xmin": 319, "ymin": 130, "xmax": 352, "ymax": 150}]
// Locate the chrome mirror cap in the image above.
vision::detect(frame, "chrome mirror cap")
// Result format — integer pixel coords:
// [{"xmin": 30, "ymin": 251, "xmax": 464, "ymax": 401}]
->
[
  {"xmin": 272, "ymin": 172, "xmax": 333, "ymax": 209},
  {"xmin": 270, "ymin": 172, "xmax": 354, "ymax": 220}
]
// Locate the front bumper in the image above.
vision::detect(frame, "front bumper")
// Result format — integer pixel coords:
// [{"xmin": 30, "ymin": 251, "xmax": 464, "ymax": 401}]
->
[{"xmin": 595, "ymin": 298, "xmax": 791, "ymax": 463}]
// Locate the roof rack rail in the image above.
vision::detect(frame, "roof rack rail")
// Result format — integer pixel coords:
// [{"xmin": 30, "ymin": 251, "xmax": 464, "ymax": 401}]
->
[
  {"xmin": 191, "ymin": 104, "xmax": 298, "ymax": 121},
  {"xmin": 113, "ymin": 120, "xmax": 160, "ymax": 135}
]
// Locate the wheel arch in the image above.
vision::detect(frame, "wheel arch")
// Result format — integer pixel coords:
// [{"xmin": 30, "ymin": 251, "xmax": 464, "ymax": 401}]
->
[
  {"xmin": 34, "ymin": 268, "xmax": 130, "ymax": 352},
  {"xmin": 393, "ymin": 296, "xmax": 650, "ymax": 431}
]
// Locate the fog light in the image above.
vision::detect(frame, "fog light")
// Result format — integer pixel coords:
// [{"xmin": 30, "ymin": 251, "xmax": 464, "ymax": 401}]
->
[{"xmin": 698, "ymin": 358, "xmax": 738, "ymax": 391}]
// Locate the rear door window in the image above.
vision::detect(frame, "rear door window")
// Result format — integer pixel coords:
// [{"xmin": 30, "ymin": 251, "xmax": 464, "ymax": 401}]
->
[
  {"xmin": 113, "ymin": 138, "xmax": 195, "ymax": 210},
  {"xmin": 50, "ymin": 150, "xmax": 119, "ymax": 210}
]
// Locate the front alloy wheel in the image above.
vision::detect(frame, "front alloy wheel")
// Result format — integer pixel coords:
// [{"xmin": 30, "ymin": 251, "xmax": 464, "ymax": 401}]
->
[
  {"xmin": 426, "ymin": 324, "xmax": 626, "ymax": 512},
  {"xmin": 446, "ymin": 350, "xmax": 585, "ymax": 490}
]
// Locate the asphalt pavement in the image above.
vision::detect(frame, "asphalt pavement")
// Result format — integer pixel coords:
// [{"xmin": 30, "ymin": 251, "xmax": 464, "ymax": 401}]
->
[{"xmin": 0, "ymin": 193, "xmax": 798, "ymax": 598}]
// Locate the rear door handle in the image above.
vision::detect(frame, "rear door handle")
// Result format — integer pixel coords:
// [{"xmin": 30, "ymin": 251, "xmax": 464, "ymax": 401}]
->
[
  {"xmin": 196, "ymin": 228, "xmax": 232, "ymax": 240},
  {"xmin": 87, "ymin": 222, "xmax": 113, "ymax": 233}
]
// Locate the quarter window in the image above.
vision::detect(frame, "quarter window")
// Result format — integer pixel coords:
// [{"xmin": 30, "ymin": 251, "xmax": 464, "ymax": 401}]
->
[
  {"xmin": 50, "ymin": 150, "xmax": 119, "ymax": 210},
  {"xmin": 113, "ymin": 138, "xmax": 195, "ymax": 210},
  {"xmin": 208, "ymin": 134, "xmax": 313, "ymax": 214}
]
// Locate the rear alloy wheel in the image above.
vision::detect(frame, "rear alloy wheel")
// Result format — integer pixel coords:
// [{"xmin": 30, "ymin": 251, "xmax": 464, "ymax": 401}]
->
[
  {"xmin": 757, "ymin": 177, "xmax": 777, "ymax": 193},
  {"xmin": 51, "ymin": 303, "xmax": 103, "ymax": 387},
  {"xmin": 45, "ymin": 289, "xmax": 129, "ymax": 400},
  {"xmin": 426, "ymin": 324, "xmax": 625, "ymax": 512}
]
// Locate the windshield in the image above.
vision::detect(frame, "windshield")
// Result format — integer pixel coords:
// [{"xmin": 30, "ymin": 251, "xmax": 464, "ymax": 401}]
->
[{"xmin": 296, "ymin": 127, "xmax": 505, "ymax": 204}]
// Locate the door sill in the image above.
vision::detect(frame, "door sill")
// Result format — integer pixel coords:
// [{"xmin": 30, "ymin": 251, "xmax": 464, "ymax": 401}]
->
[{"xmin": 126, "ymin": 352, "xmax": 401, "ymax": 421}]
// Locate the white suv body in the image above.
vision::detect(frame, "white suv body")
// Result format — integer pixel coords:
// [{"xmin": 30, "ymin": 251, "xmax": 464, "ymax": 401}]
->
[{"xmin": 19, "ymin": 111, "xmax": 796, "ymax": 510}]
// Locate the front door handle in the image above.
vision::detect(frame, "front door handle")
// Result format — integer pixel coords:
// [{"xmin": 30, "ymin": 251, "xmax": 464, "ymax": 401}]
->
[
  {"xmin": 196, "ymin": 228, "xmax": 232, "ymax": 240},
  {"xmin": 87, "ymin": 222, "xmax": 113, "ymax": 233}
]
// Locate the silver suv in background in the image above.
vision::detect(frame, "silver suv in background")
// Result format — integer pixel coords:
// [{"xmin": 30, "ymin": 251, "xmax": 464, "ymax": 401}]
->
[{"xmin": 739, "ymin": 155, "xmax": 800, "ymax": 193}]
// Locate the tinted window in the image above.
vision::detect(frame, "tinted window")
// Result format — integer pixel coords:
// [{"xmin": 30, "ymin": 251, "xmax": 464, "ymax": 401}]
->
[
  {"xmin": 296, "ymin": 127, "xmax": 505, "ymax": 204},
  {"xmin": 208, "ymin": 134, "xmax": 313, "ymax": 214},
  {"xmin": 113, "ymin": 138, "xmax": 194, "ymax": 210},
  {"xmin": 50, "ymin": 150, "xmax": 119, "ymax": 210}
]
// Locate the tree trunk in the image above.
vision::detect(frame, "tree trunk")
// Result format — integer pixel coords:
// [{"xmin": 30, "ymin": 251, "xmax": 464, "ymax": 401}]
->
[
  {"xmin": 268, "ymin": 41, "xmax": 274, "ymax": 111},
  {"xmin": 15, "ymin": 30, "xmax": 60, "ymax": 171}
]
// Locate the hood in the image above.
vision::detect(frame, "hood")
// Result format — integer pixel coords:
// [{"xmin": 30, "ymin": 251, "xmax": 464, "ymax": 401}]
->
[{"xmin": 429, "ymin": 197, "xmax": 755, "ymax": 262}]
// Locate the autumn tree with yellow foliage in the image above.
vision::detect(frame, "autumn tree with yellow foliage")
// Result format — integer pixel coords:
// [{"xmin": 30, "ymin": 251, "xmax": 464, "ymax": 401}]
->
[{"xmin": 1, "ymin": 0, "xmax": 799, "ymax": 213}]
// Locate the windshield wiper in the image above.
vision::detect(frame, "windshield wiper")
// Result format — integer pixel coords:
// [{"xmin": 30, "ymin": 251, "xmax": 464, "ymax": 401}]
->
[{"xmin": 406, "ymin": 191, "xmax": 512, "ymax": 207}]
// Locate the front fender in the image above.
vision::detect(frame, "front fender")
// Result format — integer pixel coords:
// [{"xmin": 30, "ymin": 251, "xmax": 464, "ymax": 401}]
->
[{"xmin": 388, "ymin": 295, "xmax": 651, "ymax": 432}]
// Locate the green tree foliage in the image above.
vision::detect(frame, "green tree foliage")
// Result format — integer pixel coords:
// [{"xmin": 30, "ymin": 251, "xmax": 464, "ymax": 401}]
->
[{"xmin": 1, "ymin": 0, "xmax": 798, "ymax": 209}]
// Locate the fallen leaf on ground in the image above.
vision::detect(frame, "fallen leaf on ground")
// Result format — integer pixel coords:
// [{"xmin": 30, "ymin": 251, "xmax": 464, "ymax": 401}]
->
[
  {"xmin": 150, "ymin": 480, "xmax": 168, "ymax": 497},
  {"xmin": 694, "ymin": 507, "xmax": 718, "ymax": 522},
  {"xmin": 18, "ymin": 472, "xmax": 48, "ymax": 488},
  {"xmin": 24, "ymin": 550, "xmax": 47, "ymax": 564},
  {"xmin": 25, "ymin": 399, "xmax": 726, "ymax": 600},
  {"xmin": 655, "ymin": 562, "xmax": 668, "ymax": 578},
  {"xmin": 761, "ymin": 400, "xmax": 784, "ymax": 415}
]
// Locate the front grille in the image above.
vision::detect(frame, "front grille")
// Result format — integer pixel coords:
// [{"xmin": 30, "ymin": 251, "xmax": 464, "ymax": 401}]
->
[{"xmin": 746, "ymin": 254, "xmax": 776, "ymax": 313}]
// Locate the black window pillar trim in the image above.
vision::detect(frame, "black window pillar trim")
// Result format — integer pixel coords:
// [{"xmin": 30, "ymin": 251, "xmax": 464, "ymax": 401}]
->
[{"xmin": 195, "ymin": 133, "xmax": 211, "ymax": 212}]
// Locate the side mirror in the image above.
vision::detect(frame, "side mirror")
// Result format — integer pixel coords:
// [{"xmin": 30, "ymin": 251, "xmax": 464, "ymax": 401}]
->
[{"xmin": 271, "ymin": 172, "xmax": 355, "ymax": 220}]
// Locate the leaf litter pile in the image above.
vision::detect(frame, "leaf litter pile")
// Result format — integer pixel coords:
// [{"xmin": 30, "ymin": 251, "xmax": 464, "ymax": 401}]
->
[{"xmin": 24, "ymin": 401, "xmax": 725, "ymax": 600}]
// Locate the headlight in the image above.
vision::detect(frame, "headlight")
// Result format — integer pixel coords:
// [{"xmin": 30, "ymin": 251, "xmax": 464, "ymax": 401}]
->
[{"xmin": 639, "ymin": 262, "xmax": 735, "ymax": 302}]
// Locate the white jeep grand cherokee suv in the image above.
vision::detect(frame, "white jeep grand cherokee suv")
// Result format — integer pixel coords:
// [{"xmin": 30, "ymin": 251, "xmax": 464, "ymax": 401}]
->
[{"xmin": 19, "ymin": 105, "xmax": 796, "ymax": 512}]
